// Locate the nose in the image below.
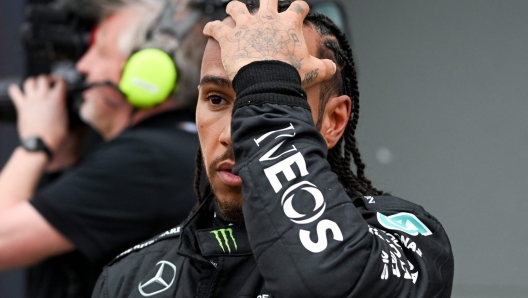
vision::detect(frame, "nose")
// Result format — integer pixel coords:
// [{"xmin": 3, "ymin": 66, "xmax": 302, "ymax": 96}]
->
[
  {"xmin": 76, "ymin": 47, "xmax": 94, "ymax": 75},
  {"xmin": 219, "ymin": 122, "xmax": 232, "ymax": 148}
]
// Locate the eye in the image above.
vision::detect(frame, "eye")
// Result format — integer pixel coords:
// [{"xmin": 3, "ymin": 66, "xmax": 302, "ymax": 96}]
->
[
  {"xmin": 198, "ymin": 85, "xmax": 234, "ymax": 111},
  {"xmin": 205, "ymin": 93, "xmax": 231, "ymax": 110},
  {"xmin": 209, "ymin": 95, "xmax": 225, "ymax": 105}
]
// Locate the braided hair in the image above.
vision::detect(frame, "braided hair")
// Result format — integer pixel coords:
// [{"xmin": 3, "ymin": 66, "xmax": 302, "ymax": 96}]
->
[
  {"xmin": 304, "ymin": 12, "xmax": 385, "ymax": 197},
  {"xmin": 192, "ymin": 0, "xmax": 384, "ymax": 213}
]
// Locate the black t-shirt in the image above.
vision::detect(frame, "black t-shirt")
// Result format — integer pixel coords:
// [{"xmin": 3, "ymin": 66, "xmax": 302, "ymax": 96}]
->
[{"xmin": 27, "ymin": 109, "xmax": 199, "ymax": 298}]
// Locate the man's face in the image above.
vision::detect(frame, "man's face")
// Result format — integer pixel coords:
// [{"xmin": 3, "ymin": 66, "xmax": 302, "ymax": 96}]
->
[
  {"xmin": 196, "ymin": 25, "xmax": 324, "ymax": 221},
  {"xmin": 76, "ymin": 8, "xmax": 139, "ymax": 135}
]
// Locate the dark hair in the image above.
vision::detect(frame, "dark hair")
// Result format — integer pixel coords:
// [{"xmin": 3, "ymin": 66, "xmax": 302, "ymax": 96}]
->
[
  {"xmin": 305, "ymin": 12, "xmax": 385, "ymax": 197},
  {"xmin": 191, "ymin": 147, "xmax": 208, "ymax": 215},
  {"xmin": 192, "ymin": 0, "xmax": 384, "ymax": 212}
]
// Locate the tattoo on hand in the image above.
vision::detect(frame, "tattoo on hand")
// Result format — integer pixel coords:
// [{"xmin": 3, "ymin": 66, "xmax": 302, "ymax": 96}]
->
[
  {"xmin": 259, "ymin": 12, "xmax": 278, "ymax": 23},
  {"xmin": 289, "ymin": 57, "xmax": 303, "ymax": 70},
  {"xmin": 290, "ymin": 32, "xmax": 301, "ymax": 46},
  {"xmin": 221, "ymin": 8, "xmax": 308, "ymax": 76},
  {"xmin": 229, "ymin": 23, "xmax": 295, "ymax": 60},
  {"xmin": 302, "ymin": 69, "xmax": 319, "ymax": 85},
  {"xmin": 291, "ymin": 3, "xmax": 305, "ymax": 15},
  {"xmin": 233, "ymin": 50, "xmax": 249, "ymax": 62}
]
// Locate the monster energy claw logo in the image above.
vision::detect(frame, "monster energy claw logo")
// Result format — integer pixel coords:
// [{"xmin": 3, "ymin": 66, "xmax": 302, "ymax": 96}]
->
[{"xmin": 211, "ymin": 228, "xmax": 238, "ymax": 253}]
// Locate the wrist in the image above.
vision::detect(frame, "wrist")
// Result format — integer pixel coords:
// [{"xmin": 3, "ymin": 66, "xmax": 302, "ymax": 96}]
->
[{"xmin": 20, "ymin": 136, "xmax": 54, "ymax": 161}]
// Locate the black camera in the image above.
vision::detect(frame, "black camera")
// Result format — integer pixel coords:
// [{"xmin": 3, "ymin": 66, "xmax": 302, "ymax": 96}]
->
[
  {"xmin": 0, "ymin": 0, "xmax": 231, "ymax": 126},
  {"xmin": 0, "ymin": 0, "xmax": 97, "ymax": 126}
]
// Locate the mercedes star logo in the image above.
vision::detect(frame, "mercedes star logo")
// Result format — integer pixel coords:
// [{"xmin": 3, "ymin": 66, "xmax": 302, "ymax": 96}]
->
[{"xmin": 138, "ymin": 260, "xmax": 177, "ymax": 297}]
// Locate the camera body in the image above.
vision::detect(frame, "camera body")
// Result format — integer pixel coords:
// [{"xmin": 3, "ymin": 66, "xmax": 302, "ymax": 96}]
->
[{"xmin": 0, "ymin": 0, "xmax": 231, "ymax": 125}]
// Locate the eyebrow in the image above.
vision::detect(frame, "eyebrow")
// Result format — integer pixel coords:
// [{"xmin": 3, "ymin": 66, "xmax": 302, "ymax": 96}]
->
[{"xmin": 199, "ymin": 75, "xmax": 232, "ymax": 88}]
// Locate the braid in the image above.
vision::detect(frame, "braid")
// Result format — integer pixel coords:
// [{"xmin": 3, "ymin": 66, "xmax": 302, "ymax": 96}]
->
[
  {"xmin": 327, "ymin": 141, "xmax": 366, "ymax": 197},
  {"xmin": 193, "ymin": 148, "xmax": 204, "ymax": 200},
  {"xmin": 307, "ymin": 12, "xmax": 386, "ymax": 196},
  {"xmin": 189, "ymin": 148, "xmax": 210, "ymax": 217}
]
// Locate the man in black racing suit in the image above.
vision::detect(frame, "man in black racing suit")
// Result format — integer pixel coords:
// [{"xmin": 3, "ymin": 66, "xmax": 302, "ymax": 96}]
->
[{"xmin": 92, "ymin": 1, "xmax": 454, "ymax": 297}]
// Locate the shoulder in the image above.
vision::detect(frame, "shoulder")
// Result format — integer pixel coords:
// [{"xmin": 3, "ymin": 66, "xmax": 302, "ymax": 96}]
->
[
  {"xmin": 95, "ymin": 227, "xmax": 184, "ymax": 298},
  {"xmin": 84, "ymin": 127, "xmax": 197, "ymax": 168},
  {"xmin": 119, "ymin": 121, "xmax": 198, "ymax": 145},
  {"xmin": 352, "ymin": 195, "xmax": 446, "ymax": 237},
  {"xmin": 355, "ymin": 195, "xmax": 453, "ymax": 277},
  {"xmin": 354, "ymin": 195, "xmax": 432, "ymax": 217},
  {"xmin": 110, "ymin": 226, "xmax": 183, "ymax": 265},
  {"xmin": 113, "ymin": 126, "xmax": 199, "ymax": 160}
]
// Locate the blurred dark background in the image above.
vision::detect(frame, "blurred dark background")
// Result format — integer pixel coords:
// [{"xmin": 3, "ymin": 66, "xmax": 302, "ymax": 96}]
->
[
  {"xmin": 2, "ymin": 1, "xmax": 528, "ymax": 297},
  {"xmin": 0, "ymin": 0, "xmax": 25, "ymax": 297}
]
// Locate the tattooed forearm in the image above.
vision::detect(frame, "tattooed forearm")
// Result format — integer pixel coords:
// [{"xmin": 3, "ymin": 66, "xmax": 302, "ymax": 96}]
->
[{"xmin": 302, "ymin": 68, "xmax": 319, "ymax": 85}]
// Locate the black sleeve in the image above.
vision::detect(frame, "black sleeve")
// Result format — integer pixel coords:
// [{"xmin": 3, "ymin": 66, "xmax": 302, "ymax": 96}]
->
[
  {"xmin": 31, "ymin": 131, "xmax": 197, "ymax": 265},
  {"xmin": 91, "ymin": 269, "xmax": 108, "ymax": 298},
  {"xmin": 231, "ymin": 61, "xmax": 453, "ymax": 297}
]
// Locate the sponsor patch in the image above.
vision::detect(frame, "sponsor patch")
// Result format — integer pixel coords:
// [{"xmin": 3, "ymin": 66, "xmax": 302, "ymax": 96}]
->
[
  {"xmin": 211, "ymin": 228, "xmax": 238, "ymax": 253},
  {"xmin": 377, "ymin": 212, "xmax": 432, "ymax": 236},
  {"xmin": 138, "ymin": 261, "xmax": 177, "ymax": 296}
]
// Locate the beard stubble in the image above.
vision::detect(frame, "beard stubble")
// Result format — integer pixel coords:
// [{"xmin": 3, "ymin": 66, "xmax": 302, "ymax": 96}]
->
[{"xmin": 207, "ymin": 148, "xmax": 244, "ymax": 223}]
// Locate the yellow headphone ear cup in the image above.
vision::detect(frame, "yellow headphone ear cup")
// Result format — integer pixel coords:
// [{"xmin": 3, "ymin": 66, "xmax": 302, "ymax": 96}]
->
[{"xmin": 119, "ymin": 49, "xmax": 177, "ymax": 108}]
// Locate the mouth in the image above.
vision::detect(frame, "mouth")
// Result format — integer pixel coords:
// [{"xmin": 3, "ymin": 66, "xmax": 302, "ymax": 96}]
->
[{"xmin": 216, "ymin": 160, "xmax": 242, "ymax": 187}]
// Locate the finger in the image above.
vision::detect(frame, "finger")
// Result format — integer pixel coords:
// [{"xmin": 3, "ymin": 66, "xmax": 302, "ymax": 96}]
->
[
  {"xmin": 36, "ymin": 75, "xmax": 49, "ymax": 93},
  {"xmin": 23, "ymin": 77, "xmax": 36, "ymax": 94},
  {"xmin": 302, "ymin": 58, "xmax": 336, "ymax": 88},
  {"xmin": 287, "ymin": 1, "xmax": 309, "ymax": 19},
  {"xmin": 8, "ymin": 84, "xmax": 24, "ymax": 107},
  {"xmin": 317, "ymin": 58, "xmax": 337, "ymax": 85},
  {"xmin": 203, "ymin": 20, "xmax": 228, "ymax": 39},
  {"xmin": 260, "ymin": 0, "xmax": 279, "ymax": 13},
  {"xmin": 226, "ymin": 1, "xmax": 251, "ymax": 23},
  {"xmin": 51, "ymin": 78, "xmax": 67, "ymax": 99}
]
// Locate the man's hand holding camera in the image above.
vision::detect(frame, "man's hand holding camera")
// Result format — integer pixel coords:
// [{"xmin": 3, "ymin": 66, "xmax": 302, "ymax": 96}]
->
[{"xmin": 8, "ymin": 75, "xmax": 69, "ymax": 157}]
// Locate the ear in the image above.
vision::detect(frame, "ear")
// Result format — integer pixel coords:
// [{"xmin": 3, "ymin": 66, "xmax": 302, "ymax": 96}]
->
[{"xmin": 319, "ymin": 95, "xmax": 352, "ymax": 149}]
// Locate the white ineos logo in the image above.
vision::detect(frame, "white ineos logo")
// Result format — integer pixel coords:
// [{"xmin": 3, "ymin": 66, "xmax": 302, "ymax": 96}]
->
[
  {"xmin": 138, "ymin": 261, "xmax": 177, "ymax": 297},
  {"xmin": 281, "ymin": 181, "xmax": 325, "ymax": 224},
  {"xmin": 256, "ymin": 124, "xmax": 344, "ymax": 254}
]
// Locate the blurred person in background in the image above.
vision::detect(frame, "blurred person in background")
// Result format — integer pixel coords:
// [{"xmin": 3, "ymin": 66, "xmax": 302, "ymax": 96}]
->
[
  {"xmin": 91, "ymin": 0, "xmax": 454, "ymax": 297},
  {"xmin": 0, "ymin": 0, "xmax": 213, "ymax": 297}
]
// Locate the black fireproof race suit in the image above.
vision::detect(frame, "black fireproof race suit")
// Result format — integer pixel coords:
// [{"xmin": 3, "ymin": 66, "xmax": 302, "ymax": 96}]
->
[{"xmin": 92, "ymin": 61, "xmax": 454, "ymax": 298}]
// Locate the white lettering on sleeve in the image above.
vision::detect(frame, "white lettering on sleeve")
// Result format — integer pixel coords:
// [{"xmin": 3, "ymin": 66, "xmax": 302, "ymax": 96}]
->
[
  {"xmin": 264, "ymin": 152, "xmax": 309, "ymax": 193},
  {"xmin": 299, "ymin": 220, "xmax": 343, "ymax": 253},
  {"xmin": 254, "ymin": 123, "xmax": 295, "ymax": 146},
  {"xmin": 259, "ymin": 141, "xmax": 298, "ymax": 162}
]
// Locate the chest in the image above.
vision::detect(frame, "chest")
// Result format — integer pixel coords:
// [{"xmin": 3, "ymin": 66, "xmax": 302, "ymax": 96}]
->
[{"xmin": 125, "ymin": 254, "xmax": 270, "ymax": 298}]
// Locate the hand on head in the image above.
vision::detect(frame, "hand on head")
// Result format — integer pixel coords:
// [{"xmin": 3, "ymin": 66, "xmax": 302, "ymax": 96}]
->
[{"xmin": 203, "ymin": 0, "xmax": 336, "ymax": 87}]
